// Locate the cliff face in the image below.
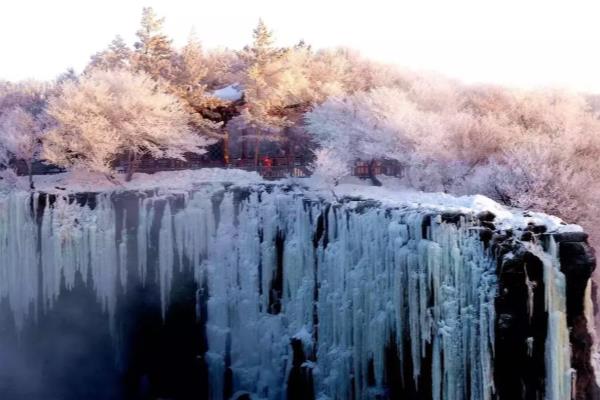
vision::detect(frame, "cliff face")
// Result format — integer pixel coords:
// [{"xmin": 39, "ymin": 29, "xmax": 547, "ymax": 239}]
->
[
  {"xmin": 0, "ymin": 182, "xmax": 597, "ymax": 399},
  {"xmin": 492, "ymin": 228, "xmax": 598, "ymax": 400},
  {"xmin": 557, "ymin": 233, "xmax": 597, "ymax": 400}
]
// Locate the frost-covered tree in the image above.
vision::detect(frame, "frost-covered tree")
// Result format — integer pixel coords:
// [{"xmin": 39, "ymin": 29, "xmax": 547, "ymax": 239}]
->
[
  {"xmin": 311, "ymin": 148, "xmax": 349, "ymax": 185},
  {"xmin": 88, "ymin": 35, "xmax": 132, "ymax": 71},
  {"xmin": 55, "ymin": 68, "xmax": 79, "ymax": 85},
  {"xmin": 461, "ymin": 91, "xmax": 600, "ymax": 230},
  {"xmin": 0, "ymin": 80, "xmax": 49, "ymax": 117},
  {"xmin": 0, "ymin": 107, "xmax": 46, "ymax": 188},
  {"xmin": 172, "ymin": 32, "xmax": 207, "ymax": 90},
  {"xmin": 303, "ymin": 48, "xmax": 408, "ymax": 102},
  {"xmin": 43, "ymin": 69, "xmax": 214, "ymax": 181},
  {"xmin": 202, "ymin": 49, "xmax": 245, "ymax": 90},
  {"xmin": 233, "ymin": 39, "xmax": 316, "ymax": 162},
  {"xmin": 133, "ymin": 7, "xmax": 174, "ymax": 80},
  {"xmin": 167, "ymin": 33, "xmax": 224, "ymax": 139},
  {"xmin": 235, "ymin": 19, "xmax": 293, "ymax": 165},
  {"xmin": 306, "ymin": 87, "xmax": 443, "ymax": 185},
  {"xmin": 307, "ymin": 83, "xmax": 600, "ymax": 280},
  {"xmin": 0, "ymin": 81, "xmax": 51, "ymax": 188}
]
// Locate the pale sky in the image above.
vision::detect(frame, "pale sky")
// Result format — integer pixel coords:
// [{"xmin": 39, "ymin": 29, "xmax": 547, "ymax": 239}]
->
[{"xmin": 2, "ymin": 0, "xmax": 600, "ymax": 93}]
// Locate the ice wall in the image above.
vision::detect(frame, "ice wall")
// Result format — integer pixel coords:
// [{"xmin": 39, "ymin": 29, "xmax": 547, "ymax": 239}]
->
[
  {"xmin": 529, "ymin": 240, "xmax": 574, "ymax": 400},
  {"xmin": 0, "ymin": 184, "xmax": 577, "ymax": 399}
]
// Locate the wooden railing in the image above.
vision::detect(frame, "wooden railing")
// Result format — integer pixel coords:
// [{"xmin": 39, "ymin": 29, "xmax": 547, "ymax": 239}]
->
[
  {"xmin": 11, "ymin": 157, "xmax": 400, "ymax": 181},
  {"xmin": 233, "ymin": 165, "xmax": 310, "ymax": 179}
]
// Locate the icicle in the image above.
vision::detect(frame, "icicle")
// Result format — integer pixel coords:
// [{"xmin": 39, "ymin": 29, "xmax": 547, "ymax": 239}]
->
[
  {"xmin": 524, "ymin": 264, "xmax": 536, "ymax": 323},
  {"xmin": 584, "ymin": 279, "xmax": 600, "ymax": 387},
  {"xmin": 158, "ymin": 200, "xmax": 174, "ymax": 318},
  {"xmin": 0, "ymin": 185, "xmax": 503, "ymax": 400},
  {"xmin": 0, "ymin": 192, "xmax": 39, "ymax": 331},
  {"xmin": 537, "ymin": 237, "xmax": 573, "ymax": 400},
  {"xmin": 527, "ymin": 337, "xmax": 535, "ymax": 357}
]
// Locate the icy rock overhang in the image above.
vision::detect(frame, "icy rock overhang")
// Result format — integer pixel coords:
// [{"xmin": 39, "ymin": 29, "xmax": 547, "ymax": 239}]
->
[{"xmin": 0, "ymin": 169, "xmax": 597, "ymax": 400}]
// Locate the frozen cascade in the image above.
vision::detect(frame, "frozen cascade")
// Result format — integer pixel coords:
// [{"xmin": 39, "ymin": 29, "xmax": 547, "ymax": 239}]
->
[
  {"xmin": 0, "ymin": 192, "xmax": 39, "ymax": 331},
  {"xmin": 526, "ymin": 239, "xmax": 574, "ymax": 400},
  {"xmin": 0, "ymin": 184, "xmax": 578, "ymax": 399}
]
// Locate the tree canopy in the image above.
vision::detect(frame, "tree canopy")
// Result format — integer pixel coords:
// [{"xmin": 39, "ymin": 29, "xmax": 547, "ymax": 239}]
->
[{"xmin": 43, "ymin": 69, "xmax": 213, "ymax": 180}]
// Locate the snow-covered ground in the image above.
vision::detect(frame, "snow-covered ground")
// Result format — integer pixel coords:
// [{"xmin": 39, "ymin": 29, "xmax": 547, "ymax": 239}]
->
[{"xmin": 21, "ymin": 168, "xmax": 265, "ymax": 193}]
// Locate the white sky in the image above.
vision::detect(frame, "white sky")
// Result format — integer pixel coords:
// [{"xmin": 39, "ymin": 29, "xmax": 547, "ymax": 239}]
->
[{"xmin": 1, "ymin": 0, "xmax": 600, "ymax": 93}]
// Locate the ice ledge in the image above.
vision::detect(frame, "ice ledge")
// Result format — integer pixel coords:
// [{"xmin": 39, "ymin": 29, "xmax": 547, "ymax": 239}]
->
[{"xmin": 2, "ymin": 168, "xmax": 582, "ymax": 235}]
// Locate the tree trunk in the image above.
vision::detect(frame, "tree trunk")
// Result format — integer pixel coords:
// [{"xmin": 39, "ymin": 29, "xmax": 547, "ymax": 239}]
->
[
  {"xmin": 368, "ymin": 159, "xmax": 382, "ymax": 186},
  {"xmin": 223, "ymin": 131, "xmax": 230, "ymax": 165},
  {"xmin": 125, "ymin": 152, "xmax": 137, "ymax": 182},
  {"xmin": 241, "ymin": 129, "xmax": 247, "ymax": 159},
  {"xmin": 254, "ymin": 139, "xmax": 261, "ymax": 168},
  {"xmin": 27, "ymin": 161, "xmax": 34, "ymax": 190}
]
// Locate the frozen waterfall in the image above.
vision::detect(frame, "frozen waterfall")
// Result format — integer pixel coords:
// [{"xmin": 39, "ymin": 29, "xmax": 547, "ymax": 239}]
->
[{"xmin": 0, "ymin": 183, "xmax": 577, "ymax": 399}]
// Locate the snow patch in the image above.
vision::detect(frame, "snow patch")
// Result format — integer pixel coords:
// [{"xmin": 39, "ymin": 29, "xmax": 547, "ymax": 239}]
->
[{"xmin": 212, "ymin": 84, "xmax": 243, "ymax": 102}]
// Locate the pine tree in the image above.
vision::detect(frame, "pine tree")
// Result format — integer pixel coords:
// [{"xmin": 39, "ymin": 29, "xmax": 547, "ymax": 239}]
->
[
  {"xmin": 88, "ymin": 35, "xmax": 132, "ymax": 71},
  {"xmin": 56, "ymin": 68, "xmax": 78, "ymax": 84},
  {"xmin": 202, "ymin": 49, "xmax": 244, "ymax": 90},
  {"xmin": 250, "ymin": 19, "xmax": 275, "ymax": 67},
  {"xmin": 237, "ymin": 19, "xmax": 290, "ymax": 165},
  {"xmin": 178, "ymin": 32, "xmax": 207, "ymax": 88},
  {"xmin": 170, "ymin": 32, "xmax": 222, "ymax": 139},
  {"xmin": 171, "ymin": 32, "xmax": 208, "ymax": 98},
  {"xmin": 107, "ymin": 36, "xmax": 131, "ymax": 69},
  {"xmin": 133, "ymin": 7, "xmax": 174, "ymax": 80}
]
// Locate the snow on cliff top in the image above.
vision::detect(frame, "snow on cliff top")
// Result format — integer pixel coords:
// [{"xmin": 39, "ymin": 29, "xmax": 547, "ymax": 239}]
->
[
  {"xmin": 319, "ymin": 175, "xmax": 581, "ymax": 234},
  {"xmin": 26, "ymin": 168, "xmax": 264, "ymax": 193},
  {"xmin": 5, "ymin": 168, "xmax": 581, "ymax": 234}
]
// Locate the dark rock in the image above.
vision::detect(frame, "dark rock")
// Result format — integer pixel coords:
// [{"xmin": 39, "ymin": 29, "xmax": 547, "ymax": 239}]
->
[
  {"xmin": 441, "ymin": 212, "xmax": 465, "ymax": 225},
  {"xmin": 339, "ymin": 195, "xmax": 363, "ymax": 202},
  {"xmin": 549, "ymin": 232, "xmax": 598, "ymax": 399},
  {"xmin": 560, "ymin": 241, "xmax": 596, "ymax": 281},
  {"xmin": 499, "ymin": 253, "xmax": 525, "ymax": 274},
  {"xmin": 492, "ymin": 233, "xmax": 511, "ymax": 245},
  {"xmin": 421, "ymin": 213, "xmax": 434, "ymax": 239},
  {"xmin": 571, "ymin": 315, "xmax": 600, "ymax": 400},
  {"xmin": 72, "ymin": 192, "xmax": 98, "ymax": 210},
  {"xmin": 232, "ymin": 393, "xmax": 252, "ymax": 400},
  {"xmin": 479, "ymin": 228, "xmax": 494, "ymax": 246},
  {"xmin": 351, "ymin": 199, "xmax": 381, "ymax": 214},
  {"xmin": 477, "ymin": 211, "xmax": 496, "ymax": 222},
  {"xmin": 287, "ymin": 338, "xmax": 315, "ymax": 400},
  {"xmin": 231, "ymin": 186, "xmax": 252, "ymax": 204},
  {"xmin": 268, "ymin": 230, "xmax": 286, "ymax": 315},
  {"xmin": 495, "ymin": 247, "xmax": 547, "ymax": 399},
  {"xmin": 552, "ymin": 232, "xmax": 589, "ymax": 243},
  {"xmin": 496, "ymin": 313, "xmax": 513, "ymax": 330},
  {"xmin": 520, "ymin": 231, "xmax": 534, "ymax": 242},
  {"xmin": 480, "ymin": 220, "xmax": 496, "ymax": 230},
  {"xmin": 526, "ymin": 223, "xmax": 547, "ymax": 234}
]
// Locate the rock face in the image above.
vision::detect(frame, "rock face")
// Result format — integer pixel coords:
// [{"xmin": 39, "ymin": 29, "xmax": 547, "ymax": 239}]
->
[
  {"xmin": 0, "ymin": 185, "xmax": 597, "ymax": 399},
  {"xmin": 493, "ymin": 227, "xmax": 599, "ymax": 400},
  {"xmin": 555, "ymin": 235, "xmax": 598, "ymax": 400},
  {"xmin": 494, "ymin": 243, "xmax": 550, "ymax": 399}
]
